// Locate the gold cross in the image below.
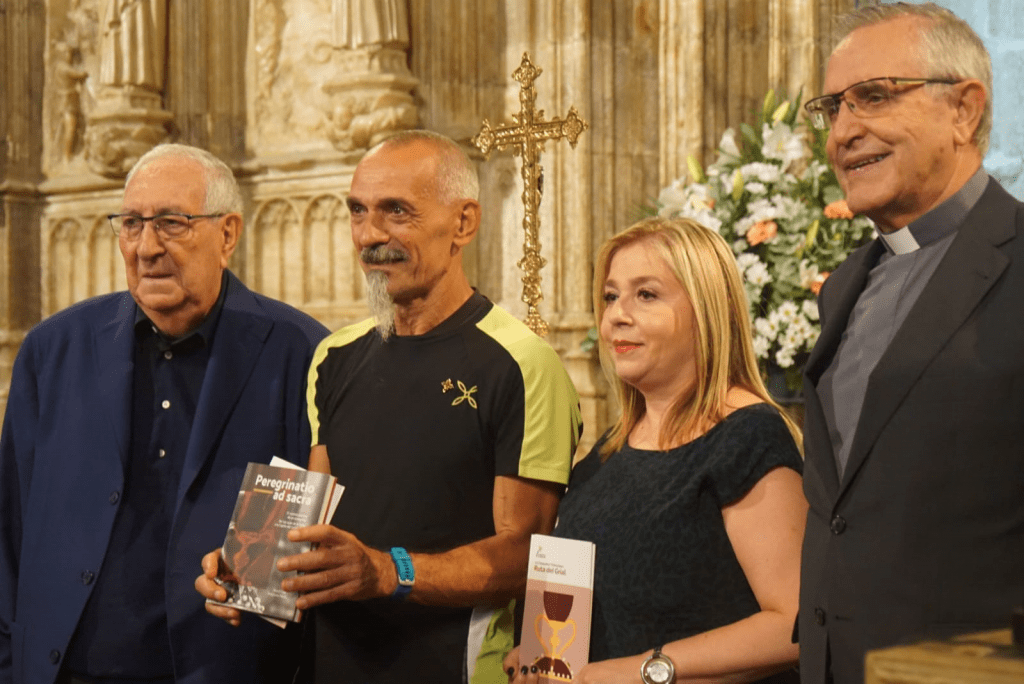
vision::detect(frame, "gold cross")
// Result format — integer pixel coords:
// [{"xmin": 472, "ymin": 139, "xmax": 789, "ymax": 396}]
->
[{"xmin": 472, "ymin": 52, "xmax": 588, "ymax": 337}]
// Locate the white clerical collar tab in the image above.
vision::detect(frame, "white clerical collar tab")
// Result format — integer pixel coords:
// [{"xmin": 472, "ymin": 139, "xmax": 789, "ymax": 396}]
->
[{"xmin": 880, "ymin": 227, "xmax": 920, "ymax": 255}]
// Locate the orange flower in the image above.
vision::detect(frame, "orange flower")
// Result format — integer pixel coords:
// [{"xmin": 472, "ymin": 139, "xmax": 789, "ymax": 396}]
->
[
  {"xmin": 809, "ymin": 271, "xmax": 830, "ymax": 295},
  {"xmin": 824, "ymin": 199, "xmax": 854, "ymax": 220},
  {"xmin": 746, "ymin": 220, "xmax": 778, "ymax": 246}
]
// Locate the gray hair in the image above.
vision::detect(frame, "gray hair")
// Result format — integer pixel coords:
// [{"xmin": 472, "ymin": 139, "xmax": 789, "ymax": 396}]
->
[
  {"xmin": 126, "ymin": 143, "xmax": 244, "ymax": 214},
  {"xmin": 366, "ymin": 130, "xmax": 480, "ymax": 204},
  {"xmin": 833, "ymin": 3, "xmax": 992, "ymax": 156}
]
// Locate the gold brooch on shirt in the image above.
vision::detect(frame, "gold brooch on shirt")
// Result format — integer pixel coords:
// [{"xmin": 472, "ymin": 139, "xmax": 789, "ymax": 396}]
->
[{"xmin": 451, "ymin": 380, "xmax": 478, "ymax": 409}]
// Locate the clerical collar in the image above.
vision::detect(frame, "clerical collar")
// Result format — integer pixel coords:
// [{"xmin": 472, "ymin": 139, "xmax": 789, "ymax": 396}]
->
[
  {"xmin": 878, "ymin": 167, "xmax": 990, "ymax": 256},
  {"xmin": 134, "ymin": 270, "xmax": 228, "ymax": 348}
]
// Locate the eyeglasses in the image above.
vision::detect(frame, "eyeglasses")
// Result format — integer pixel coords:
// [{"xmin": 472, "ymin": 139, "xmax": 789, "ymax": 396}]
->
[
  {"xmin": 804, "ymin": 77, "xmax": 961, "ymax": 130},
  {"xmin": 108, "ymin": 213, "xmax": 225, "ymax": 240}
]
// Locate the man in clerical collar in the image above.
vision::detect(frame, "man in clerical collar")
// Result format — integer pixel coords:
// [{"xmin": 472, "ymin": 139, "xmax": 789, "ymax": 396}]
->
[
  {"xmin": 0, "ymin": 143, "xmax": 328, "ymax": 684},
  {"xmin": 797, "ymin": 4, "xmax": 1024, "ymax": 684}
]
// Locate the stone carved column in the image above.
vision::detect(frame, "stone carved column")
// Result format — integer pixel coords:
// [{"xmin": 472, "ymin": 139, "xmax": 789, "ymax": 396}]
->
[
  {"xmin": 660, "ymin": 0, "xmax": 705, "ymax": 186},
  {"xmin": 319, "ymin": 0, "xmax": 419, "ymax": 152},
  {"xmin": 769, "ymin": 0, "xmax": 821, "ymax": 100},
  {"xmin": 0, "ymin": 0, "xmax": 45, "ymax": 416},
  {"xmin": 99, "ymin": 0, "xmax": 165, "ymax": 88},
  {"xmin": 662, "ymin": 0, "xmax": 858, "ymax": 177},
  {"xmin": 85, "ymin": 0, "xmax": 173, "ymax": 177}
]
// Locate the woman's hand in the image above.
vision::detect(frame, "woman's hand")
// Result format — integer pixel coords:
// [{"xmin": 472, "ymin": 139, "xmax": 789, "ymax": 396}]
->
[
  {"xmin": 503, "ymin": 646, "xmax": 539, "ymax": 682},
  {"xmin": 502, "ymin": 648, "xmax": 644, "ymax": 684}
]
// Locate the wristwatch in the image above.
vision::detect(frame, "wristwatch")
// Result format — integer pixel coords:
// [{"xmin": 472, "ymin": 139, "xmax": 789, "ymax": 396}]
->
[
  {"xmin": 389, "ymin": 547, "xmax": 414, "ymax": 599},
  {"xmin": 640, "ymin": 645, "xmax": 675, "ymax": 684}
]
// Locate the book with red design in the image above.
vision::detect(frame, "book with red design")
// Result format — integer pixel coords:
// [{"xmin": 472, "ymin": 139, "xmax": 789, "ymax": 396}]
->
[
  {"xmin": 520, "ymin": 534, "xmax": 596, "ymax": 682},
  {"xmin": 206, "ymin": 459, "xmax": 342, "ymax": 625}
]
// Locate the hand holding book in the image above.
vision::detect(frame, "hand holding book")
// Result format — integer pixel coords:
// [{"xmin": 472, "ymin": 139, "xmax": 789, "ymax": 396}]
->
[
  {"xmin": 197, "ymin": 458, "xmax": 343, "ymax": 626},
  {"xmin": 275, "ymin": 524, "xmax": 401, "ymax": 608}
]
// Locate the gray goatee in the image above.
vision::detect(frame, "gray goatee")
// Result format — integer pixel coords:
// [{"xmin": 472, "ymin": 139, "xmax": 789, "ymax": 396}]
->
[{"xmin": 365, "ymin": 270, "xmax": 396, "ymax": 341}]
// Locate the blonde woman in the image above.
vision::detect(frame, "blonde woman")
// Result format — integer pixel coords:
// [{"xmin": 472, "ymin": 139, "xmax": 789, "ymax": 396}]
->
[{"xmin": 506, "ymin": 217, "xmax": 806, "ymax": 684}]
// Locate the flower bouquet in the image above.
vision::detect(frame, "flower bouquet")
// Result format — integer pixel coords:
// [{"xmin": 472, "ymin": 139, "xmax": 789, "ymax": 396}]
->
[{"xmin": 657, "ymin": 90, "xmax": 875, "ymax": 389}]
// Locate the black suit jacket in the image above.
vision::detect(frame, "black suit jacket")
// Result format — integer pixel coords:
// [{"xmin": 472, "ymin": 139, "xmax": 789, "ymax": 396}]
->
[{"xmin": 798, "ymin": 177, "xmax": 1024, "ymax": 684}]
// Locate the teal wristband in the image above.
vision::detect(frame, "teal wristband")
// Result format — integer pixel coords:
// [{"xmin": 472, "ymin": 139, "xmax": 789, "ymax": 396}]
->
[{"xmin": 390, "ymin": 547, "xmax": 414, "ymax": 599}]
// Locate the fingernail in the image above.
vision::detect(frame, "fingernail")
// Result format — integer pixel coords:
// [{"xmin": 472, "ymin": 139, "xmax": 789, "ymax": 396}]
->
[
  {"xmin": 530, "ymin": 665, "xmax": 538, "ymax": 674},
  {"xmin": 521, "ymin": 665, "xmax": 529, "ymax": 675}
]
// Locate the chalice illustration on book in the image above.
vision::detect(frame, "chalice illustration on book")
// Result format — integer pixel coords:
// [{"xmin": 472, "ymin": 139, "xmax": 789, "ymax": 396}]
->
[{"xmin": 533, "ymin": 590, "xmax": 577, "ymax": 679}]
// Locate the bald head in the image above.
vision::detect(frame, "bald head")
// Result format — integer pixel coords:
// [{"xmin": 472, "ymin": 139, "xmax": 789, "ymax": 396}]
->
[{"xmin": 365, "ymin": 130, "xmax": 479, "ymax": 205}]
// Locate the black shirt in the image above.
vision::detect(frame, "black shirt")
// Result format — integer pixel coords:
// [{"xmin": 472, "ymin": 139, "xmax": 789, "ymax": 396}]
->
[{"xmin": 553, "ymin": 404, "xmax": 801, "ymax": 667}]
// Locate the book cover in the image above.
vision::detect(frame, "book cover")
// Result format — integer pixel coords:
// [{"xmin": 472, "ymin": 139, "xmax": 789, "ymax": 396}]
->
[
  {"xmin": 207, "ymin": 461, "xmax": 339, "ymax": 624},
  {"xmin": 520, "ymin": 534, "xmax": 596, "ymax": 682}
]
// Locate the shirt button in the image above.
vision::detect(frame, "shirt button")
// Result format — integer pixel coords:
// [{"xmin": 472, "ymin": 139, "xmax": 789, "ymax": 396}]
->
[
  {"xmin": 815, "ymin": 607, "xmax": 827, "ymax": 625},
  {"xmin": 163, "ymin": 351, "xmax": 173, "ymax": 360},
  {"xmin": 49, "ymin": 649, "xmax": 61, "ymax": 664},
  {"xmin": 108, "ymin": 491, "xmax": 120, "ymax": 505},
  {"xmin": 161, "ymin": 400, "xmax": 171, "ymax": 409},
  {"xmin": 81, "ymin": 570, "xmax": 95, "ymax": 585},
  {"xmin": 158, "ymin": 449, "xmax": 166, "ymax": 458},
  {"xmin": 830, "ymin": 515, "xmax": 847, "ymax": 535}
]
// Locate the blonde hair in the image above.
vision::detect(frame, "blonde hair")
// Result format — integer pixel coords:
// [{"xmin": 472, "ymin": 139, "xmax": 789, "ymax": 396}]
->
[
  {"xmin": 593, "ymin": 216, "xmax": 802, "ymax": 456},
  {"xmin": 834, "ymin": 2, "xmax": 992, "ymax": 155}
]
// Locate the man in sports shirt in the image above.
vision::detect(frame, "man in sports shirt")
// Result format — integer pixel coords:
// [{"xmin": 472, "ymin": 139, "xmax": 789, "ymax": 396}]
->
[{"xmin": 200, "ymin": 130, "xmax": 583, "ymax": 683}]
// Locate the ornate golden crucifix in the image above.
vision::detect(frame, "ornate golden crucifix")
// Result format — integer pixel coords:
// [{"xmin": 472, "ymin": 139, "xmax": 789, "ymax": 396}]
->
[{"xmin": 473, "ymin": 52, "xmax": 588, "ymax": 336}]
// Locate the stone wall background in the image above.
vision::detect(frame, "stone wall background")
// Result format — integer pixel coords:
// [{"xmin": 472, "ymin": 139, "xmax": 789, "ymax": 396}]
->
[{"xmin": 0, "ymin": 0, "xmax": 864, "ymax": 450}]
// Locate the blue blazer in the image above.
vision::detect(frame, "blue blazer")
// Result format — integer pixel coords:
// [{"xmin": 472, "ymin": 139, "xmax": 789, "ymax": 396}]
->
[
  {"xmin": 0, "ymin": 271, "xmax": 328, "ymax": 684},
  {"xmin": 798, "ymin": 178, "xmax": 1024, "ymax": 684}
]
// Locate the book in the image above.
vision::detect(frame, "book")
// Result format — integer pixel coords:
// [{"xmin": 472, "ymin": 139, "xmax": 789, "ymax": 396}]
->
[
  {"xmin": 519, "ymin": 534, "xmax": 596, "ymax": 682},
  {"xmin": 206, "ymin": 458, "xmax": 343, "ymax": 625}
]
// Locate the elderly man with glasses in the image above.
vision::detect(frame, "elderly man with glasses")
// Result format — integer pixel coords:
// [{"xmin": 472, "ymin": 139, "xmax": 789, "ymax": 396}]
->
[
  {"xmin": 797, "ymin": 5, "xmax": 1024, "ymax": 684},
  {"xmin": 0, "ymin": 143, "xmax": 328, "ymax": 684}
]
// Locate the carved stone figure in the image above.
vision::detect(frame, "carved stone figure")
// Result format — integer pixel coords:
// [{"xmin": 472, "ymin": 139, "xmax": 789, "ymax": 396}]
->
[
  {"xmin": 85, "ymin": 0, "xmax": 173, "ymax": 177},
  {"xmin": 333, "ymin": 0, "xmax": 409, "ymax": 49},
  {"xmin": 53, "ymin": 42, "xmax": 89, "ymax": 162},
  {"xmin": 323, "ymin": 94, "xmax": 418, "ymax": 151},
  {"xmin": 65, "ymin": 0, "xmax": 100, "ymax": 59},
  {"xmin": 320, "ymin": 0, "xmax": 418, "ymax": 152},
  {"xmin": 100, "ymin": 0, "xmax": 168, "ymax": 90}
]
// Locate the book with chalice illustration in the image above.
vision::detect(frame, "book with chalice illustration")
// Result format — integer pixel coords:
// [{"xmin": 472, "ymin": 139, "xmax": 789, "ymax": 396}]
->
[{"xmin": 520, "ymin": 534, "xmax": 596, "ymax": 682}]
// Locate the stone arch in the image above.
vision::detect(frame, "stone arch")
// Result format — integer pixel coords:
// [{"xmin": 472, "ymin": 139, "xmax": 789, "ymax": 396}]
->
[
  {"xmin": 251, "ymin": 198, "xmax": 303, "ymax": 304},
  {"xmin": 89, "ymin": 217, "xmax": 126, "ymax": 296},
  {"xmin": 47, "ymin": 219, "xmax": 87, "ymax": 314},
  {"xmin": 303, "ymin": 194, "xmax": 350, "ymax": 304}
]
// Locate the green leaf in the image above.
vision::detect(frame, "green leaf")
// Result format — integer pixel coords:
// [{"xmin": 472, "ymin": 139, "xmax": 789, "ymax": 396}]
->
[
  {"xmin": 740, "ymin": 123, "xmax": 760, "ymax": 147},
  {"xmin": 822, "ymin": 185, "xmax": 845, "ymax": 205},
  {"xmin": 804, "ymin": 219, "xmax": 820, "ymax": 250},
  {"xmin": 785, "ymin": 87, "xmax": 805, "ymax": 127}
]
